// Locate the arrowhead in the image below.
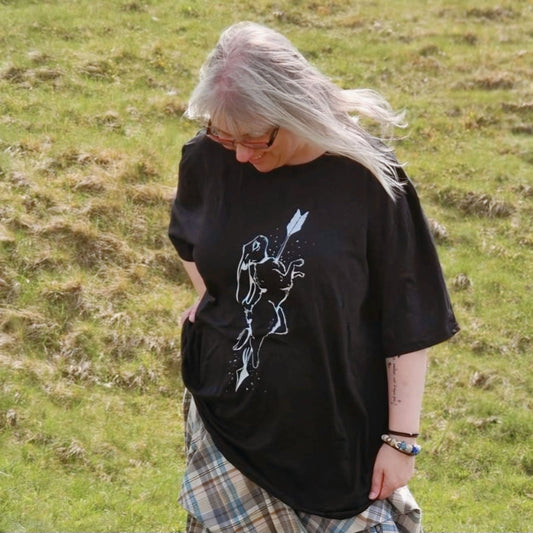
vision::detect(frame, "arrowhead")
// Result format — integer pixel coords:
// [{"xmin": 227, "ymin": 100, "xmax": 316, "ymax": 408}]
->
[{"xmin": 235, "ymin": 366, "xmax": 249, "ymax": 390}]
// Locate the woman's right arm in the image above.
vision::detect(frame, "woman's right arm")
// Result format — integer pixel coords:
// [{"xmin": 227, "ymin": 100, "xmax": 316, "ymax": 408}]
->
[{"xmin": 181, "ymin": 260, "xmax": 206, "ymax": 323}]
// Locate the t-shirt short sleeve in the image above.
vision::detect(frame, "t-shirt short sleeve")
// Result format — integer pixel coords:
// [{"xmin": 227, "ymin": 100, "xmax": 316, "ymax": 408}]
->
[
  {"xmin": 366, "ymin": 169, "xmax": 459, "ymax": 357},
  {"xmin": 168, "ymin": 137, "xmax": 205, "ymax": 262}
]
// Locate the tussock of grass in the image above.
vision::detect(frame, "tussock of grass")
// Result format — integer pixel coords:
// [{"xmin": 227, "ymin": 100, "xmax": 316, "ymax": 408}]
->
[
  {"xmin": 465, "ymin": 6, "xmax": 518, "ymax": 20},
  {"xmin": 427, "ymin": 219, "xmax": 449, "ymax": 244},
  {"xmin": 129, "ymin": 183, "xmax": 176, "ymax": 206},
  {"xmin": 1, "ymin": 0, "xmax": 532, "ymax": 531},
  {"xmin": 434, "ymin": 187, "xmax": 515, "ymax": 218}
]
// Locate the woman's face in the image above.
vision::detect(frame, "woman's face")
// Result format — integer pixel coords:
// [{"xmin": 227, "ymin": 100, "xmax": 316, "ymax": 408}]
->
[{"xmin": 208, "ymin": 120, "xmax": 323, "ymax": 172}]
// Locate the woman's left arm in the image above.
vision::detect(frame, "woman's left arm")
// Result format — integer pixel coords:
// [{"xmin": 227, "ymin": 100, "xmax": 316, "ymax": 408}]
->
[{"xmin": 369, "ymin": 348, "xmax": 428, "ymax": 500}]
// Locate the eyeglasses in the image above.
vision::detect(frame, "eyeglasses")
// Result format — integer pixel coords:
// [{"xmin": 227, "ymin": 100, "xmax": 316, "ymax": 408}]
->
[{"xmin": 206, "ymin": 121, "xmax": 279, "ymax": 150}]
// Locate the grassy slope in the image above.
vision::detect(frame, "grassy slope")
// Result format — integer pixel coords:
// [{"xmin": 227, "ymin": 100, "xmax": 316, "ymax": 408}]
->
[{"xmin": 0, "ymin": 0, "xmax": 531, "ymax": 531}]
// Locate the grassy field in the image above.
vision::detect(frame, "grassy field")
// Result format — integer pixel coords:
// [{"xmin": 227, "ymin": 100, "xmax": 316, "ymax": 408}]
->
[{"xmin": 0, "ymin": 0, "xmax": 532, "ymax": 531}]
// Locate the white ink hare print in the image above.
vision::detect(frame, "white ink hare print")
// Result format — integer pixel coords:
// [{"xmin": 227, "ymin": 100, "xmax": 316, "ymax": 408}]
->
[{"xmin": 233, "ymin": 210, "xmax": 309, "ymax": 390}]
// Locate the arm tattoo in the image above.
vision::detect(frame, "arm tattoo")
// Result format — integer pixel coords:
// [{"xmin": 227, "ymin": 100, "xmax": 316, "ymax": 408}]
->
[{"xmin": 388, "ymin": 356, "xmax": 401, "ymax": 406}]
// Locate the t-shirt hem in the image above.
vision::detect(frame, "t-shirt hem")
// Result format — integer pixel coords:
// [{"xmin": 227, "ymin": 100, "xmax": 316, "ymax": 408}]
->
[{"xmin": 194, "ymin": 399, "xmax": 374, "ymax": 520}]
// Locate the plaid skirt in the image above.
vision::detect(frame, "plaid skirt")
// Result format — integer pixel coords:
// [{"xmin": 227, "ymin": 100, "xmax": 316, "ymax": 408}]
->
[{"xmin": 179, "ymin": 391, "xmax": 422, "ymax": 533}]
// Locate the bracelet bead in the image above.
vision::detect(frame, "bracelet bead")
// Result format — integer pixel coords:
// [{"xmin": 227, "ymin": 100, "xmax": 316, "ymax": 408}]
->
[{"xmin": 381, "ymin": 434, "xmax": 421, "ymax": 456}]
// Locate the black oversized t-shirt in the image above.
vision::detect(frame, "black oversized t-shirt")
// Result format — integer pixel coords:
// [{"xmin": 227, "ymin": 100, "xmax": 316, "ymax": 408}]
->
[{"xmin": 169, "ymin": 133, "xmax": 459, "ymax": 518}]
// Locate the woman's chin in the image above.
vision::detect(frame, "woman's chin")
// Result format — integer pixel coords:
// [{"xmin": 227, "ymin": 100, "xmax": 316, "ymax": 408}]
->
[{"xmin": 250, "ymin": 159, "xmax": 271, "ymax": 172}]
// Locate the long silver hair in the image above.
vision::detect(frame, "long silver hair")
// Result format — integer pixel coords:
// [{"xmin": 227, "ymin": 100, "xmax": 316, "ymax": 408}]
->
[{"xmin": 186, "ymin": 21, "xmax": 407, "ymax": 198}]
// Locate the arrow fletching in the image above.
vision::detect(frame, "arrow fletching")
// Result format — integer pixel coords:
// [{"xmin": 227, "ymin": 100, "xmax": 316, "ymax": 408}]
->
[{"xmin": 286, "ymin": 209, "xmax": 309, "ymax": 237}]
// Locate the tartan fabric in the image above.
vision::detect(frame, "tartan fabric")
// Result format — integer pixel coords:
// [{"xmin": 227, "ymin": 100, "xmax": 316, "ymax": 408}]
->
[{"xmin": 179, "ymin": 391, "xmax": 422, "ymax": 533}]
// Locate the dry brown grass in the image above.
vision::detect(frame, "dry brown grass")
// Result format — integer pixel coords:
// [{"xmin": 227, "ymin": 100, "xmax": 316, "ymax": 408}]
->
[
  {"xmin": 433, "ymin": 188, "xmax": 515, "ymax": 218},
  {"xmin": 38, "ymin": 219, "xmax": 136, "ymax": 268}
]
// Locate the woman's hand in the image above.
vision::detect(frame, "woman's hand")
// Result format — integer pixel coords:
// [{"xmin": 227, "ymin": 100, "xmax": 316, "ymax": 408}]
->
[
  {"xmin": 181, "ymin": 297, "xmax": 201, "ymax": 324},
  {"xmin": 179, "ymin": 261, "xmax": 206, "ymax": 324},
  {"xmin": 368, "ymin": 443, "xmax": 416, "ymax": 500}
]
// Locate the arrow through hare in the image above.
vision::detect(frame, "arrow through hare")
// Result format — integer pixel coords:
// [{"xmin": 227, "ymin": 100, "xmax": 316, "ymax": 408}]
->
[{"xmin": 233, "ymin": 209, "xmax": 309, "ymax": 390}]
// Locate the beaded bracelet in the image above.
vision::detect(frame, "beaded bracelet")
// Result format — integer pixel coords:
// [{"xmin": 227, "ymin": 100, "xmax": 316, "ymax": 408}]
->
[
  {"xmin": 381, "ymin": 434, "xmax": 421, "ymax": 456},
  {"xmin": 388, "ymin": 429, "xmax": 420, "ymax": 438}
]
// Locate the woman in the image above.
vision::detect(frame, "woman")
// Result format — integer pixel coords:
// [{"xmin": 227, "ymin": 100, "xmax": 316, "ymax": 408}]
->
[{"xmin": 169, "ymin": 21, "xmax": 459, "ymax": 533}]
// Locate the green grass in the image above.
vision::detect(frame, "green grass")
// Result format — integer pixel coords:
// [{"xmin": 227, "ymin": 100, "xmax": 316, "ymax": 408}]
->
[
  {"xmin": 1, "ymin": 0, "xmax": 532, "ymax": 531},
  {"xmin": 0, "ymin": 384, "xmax": 185, "ymax": 531}
]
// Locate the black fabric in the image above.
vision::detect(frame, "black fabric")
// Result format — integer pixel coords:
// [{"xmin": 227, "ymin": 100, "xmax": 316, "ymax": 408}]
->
[{"xmin": 169, "ymin": 133, "xmax": 459, "ymax": 518}]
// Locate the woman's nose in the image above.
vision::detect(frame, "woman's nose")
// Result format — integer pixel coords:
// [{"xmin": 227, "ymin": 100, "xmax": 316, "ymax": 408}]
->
[{"xmin": 235, "ymin": 144, "xmax": 255, "ymax": 163}]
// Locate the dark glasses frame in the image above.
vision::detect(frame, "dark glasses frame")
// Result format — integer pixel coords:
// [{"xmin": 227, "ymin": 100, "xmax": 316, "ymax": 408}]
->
[{"xmin": 206, "ymin": 121, "xmax": 279, "ymax": 150}]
